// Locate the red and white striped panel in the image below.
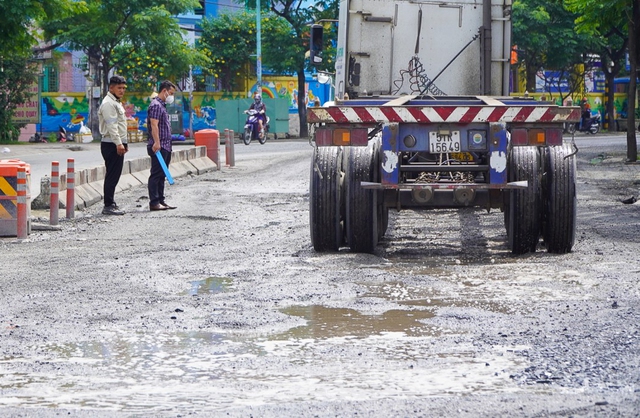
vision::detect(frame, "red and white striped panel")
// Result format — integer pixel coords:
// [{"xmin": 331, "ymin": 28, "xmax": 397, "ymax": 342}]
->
[{"xmin": 308, "ymin": 106, "xmax": 581, "ymax": 124}]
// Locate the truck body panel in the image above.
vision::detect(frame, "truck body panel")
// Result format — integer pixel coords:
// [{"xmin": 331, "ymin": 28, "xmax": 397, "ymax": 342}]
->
[{"xmin": 335, "ymin": 0, "xmax": 513, "ymax": 99}]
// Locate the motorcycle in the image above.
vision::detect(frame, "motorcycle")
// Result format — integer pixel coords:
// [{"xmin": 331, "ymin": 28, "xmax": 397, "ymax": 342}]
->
[
  {"xmin": 241, "ymin": 109, "xmax": 269, "ymax": 145},
  {"xmin": 566, "ymin": 112, "xmax": 601, "ymax": 135},
  {"xmin": 57, "ymin": 126, "xmax": 70, "ymax": 142}
]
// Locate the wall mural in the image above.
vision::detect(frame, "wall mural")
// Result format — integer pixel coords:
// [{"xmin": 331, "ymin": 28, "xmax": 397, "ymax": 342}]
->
[{"xmin": 37, "ymin": 75, "xmax": 330, "ymax": 135}]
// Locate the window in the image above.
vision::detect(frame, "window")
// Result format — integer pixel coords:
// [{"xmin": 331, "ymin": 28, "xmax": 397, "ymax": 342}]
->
[{"xmin": 42, "ymin": 64, "xmax": 59, "ymax": 92}]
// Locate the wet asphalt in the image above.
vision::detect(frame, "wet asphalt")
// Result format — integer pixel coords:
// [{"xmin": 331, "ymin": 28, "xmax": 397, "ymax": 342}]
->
[{"xmin": 0, "ymin": 135, "xmax": 639, "ymax": 417}]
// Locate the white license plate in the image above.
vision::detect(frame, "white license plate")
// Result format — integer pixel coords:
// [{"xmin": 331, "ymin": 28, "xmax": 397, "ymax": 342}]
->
[{"xmin": 429, "ymin": 131, "xmax": 461, "ymax": 153}]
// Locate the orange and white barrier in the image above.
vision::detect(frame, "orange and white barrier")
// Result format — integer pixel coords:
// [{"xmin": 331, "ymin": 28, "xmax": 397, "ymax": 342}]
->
[
  {"xmin": 50, "ymin": 161, "xmax": 59, "ymax": 225},
  {"xmin": 66, "ymin": 158, "xmax": 75, "ymax": 219}
]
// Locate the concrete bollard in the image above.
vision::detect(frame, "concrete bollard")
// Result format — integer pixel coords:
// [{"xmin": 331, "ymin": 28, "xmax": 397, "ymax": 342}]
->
[
  {"xmin": 66, "ymin": 158, "xmax": 75, "ymax": 219},
  {"xmin": 225, "ymin": 129, "xmax": 235, "ymax": 167},
  {"xmin": 50, "ymin": 161, "xmax": 59, "ymax": 226},
  {"xmin": 17, "ymin": 167, "xmax": 27, "ymax": 239}
]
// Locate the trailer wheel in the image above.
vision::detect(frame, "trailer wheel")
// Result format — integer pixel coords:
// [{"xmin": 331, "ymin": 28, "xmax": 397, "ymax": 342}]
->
[
  {"xmin": 506, "ymin": 146, "xmax": 541, "ymax": 254},
  {"xmin": 370, "ymin": 139, "xmax": 388, "ymax": 240},
  {"xmin": 310, "ymin": 146, "xmax": 344, "ymax": 251},
  {"xmin": 542, "ymin": 144, "xmax": 576, "ymax": 253},
  {"xmin": 346, "ymin": 144, "xmax": 378, "ymax": 253}
]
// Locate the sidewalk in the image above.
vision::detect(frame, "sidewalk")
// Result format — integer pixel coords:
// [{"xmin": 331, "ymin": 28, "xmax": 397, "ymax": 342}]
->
[{"xmin": 0, "ymin": 140, "xmax": 213, "ymax": 210}]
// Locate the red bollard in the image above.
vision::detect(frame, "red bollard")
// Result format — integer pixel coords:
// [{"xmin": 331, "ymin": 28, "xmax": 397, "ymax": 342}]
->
[
  {"xmin": 50, "ymin": 161, "xmax": 59, "ymax": 226},
  {"xmin": 194, "ymin": 129, "xmax": 220, "ymax": 170},
  {"xmin": 66, "ymin": 158, "xmax": 75, "ymax": 219},
  {"xmin": 16, "ymin": 167, "xmax": 27, "ymax": 239}
]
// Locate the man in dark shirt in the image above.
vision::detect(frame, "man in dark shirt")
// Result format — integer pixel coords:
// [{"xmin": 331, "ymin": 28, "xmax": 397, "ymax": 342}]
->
[{"xmin": 147, "ymin": 80, "xmax": 177, "ymax": 211}]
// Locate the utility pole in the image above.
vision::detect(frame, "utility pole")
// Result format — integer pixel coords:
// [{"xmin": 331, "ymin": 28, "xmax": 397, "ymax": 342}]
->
[{"xmin": 256, "ymin": 0, "xmax": 262, "ymax": 89}]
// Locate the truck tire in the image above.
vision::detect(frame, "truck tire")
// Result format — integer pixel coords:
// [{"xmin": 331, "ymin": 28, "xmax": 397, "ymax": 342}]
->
[
  {"xmin": 310, "ymin": 146, "xmax": 345, "ymax": 251},
  {"xmin": 346, "ymin": 144, "xmax": 378, "ymax": 253},
  {"xmin": 506, "ymin": 146, "xmax": 541, "ymax": 254},
  {"xmin": 542, "ymin": 144, "xmax": 576, "ymax": 253},
  {"xmin": 370, "ymin": 139, "xmax": 388, "ymax": 240}
]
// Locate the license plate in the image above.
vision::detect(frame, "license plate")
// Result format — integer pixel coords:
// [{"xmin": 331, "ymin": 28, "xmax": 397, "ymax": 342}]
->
[{"xmin": 429, "ymin": 131, "xmax": 461, "ymax": 153}]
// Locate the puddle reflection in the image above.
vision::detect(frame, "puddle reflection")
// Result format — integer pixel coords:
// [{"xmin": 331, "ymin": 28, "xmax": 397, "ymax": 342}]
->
[
  {"xmin": 275, "ymin": 305, "xmax": 437, "ymax": 339},
  {"xmin": 184, "ymin": 276, "xmax": 232, "ymax": 296}
]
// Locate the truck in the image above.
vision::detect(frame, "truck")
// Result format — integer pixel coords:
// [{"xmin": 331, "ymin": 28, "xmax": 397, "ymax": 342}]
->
[{"xmin": 307, "ymin": 0, "xmax": 581, "ymax": 255}]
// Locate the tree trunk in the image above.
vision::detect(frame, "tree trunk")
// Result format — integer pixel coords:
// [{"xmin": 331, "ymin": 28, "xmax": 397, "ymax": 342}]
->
[
  {"xmin": 525, "ymin": 62, "xmax": 537, "ymax": 92},
  {"xmin": 87, "ymin": 53, "xmax": 102, "ymax": 140},
  {"xmin": 626, "ymin": 0, "xmax": 639, "ymax": 162},
  {"xmin": 297, "ymin": 66, "xmax": 308, "ymax": 138},
  {"xmin": 604, "ymin": 72, "xmax": 616, "ymax": 131}
]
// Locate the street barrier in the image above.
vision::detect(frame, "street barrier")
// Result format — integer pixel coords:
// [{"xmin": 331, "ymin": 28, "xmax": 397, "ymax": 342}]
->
[
  {"xmin": 17, "ymin": 167, "xmax": 27, "ymax": 239},
  {"xmin": 50, "ymin": 161, "xmax": 59, "ymax": 226},
  {"xmin": 225, "ymin": 129, "xmax": 235, "ymax": 167},
  {"xmin": 0, "ymin": 159, "xmax": 31, "ymax": 237},
  {"xmin": 66, "ymin": 158, "xmax": 75, "ymax": 219},
  {"xmin": 195, "ymin": 129, "xmax": 220, "ymax": 171},
  {"xmin": 32, "ymin": 146, "xmax": 217, "ymax": 211}
]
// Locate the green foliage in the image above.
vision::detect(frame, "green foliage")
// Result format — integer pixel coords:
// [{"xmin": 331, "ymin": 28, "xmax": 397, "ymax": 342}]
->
[
  {"xmin": 114, "ymin": 40, "xmax": 208, "ymax": 93},
  {"xmin": 512, "ymin": 0, "xmax": 598, "ymax": 94},
  {"xmin": 0, "ymin": 0, "xmax": 79, "ymax": 57},
  {"xmin": 198, "ymin": 12, "xmax": 299, "ymax": 91},
  {"xmin": 268, "ymin": 0, "xmax": 339, "ymax": 73},
  {"xmin": 40, "ymin": 0, "xmax": 205, "ymax": 93},
  {"xmin": 198, "ymin": 12, "xmax": 258, "ymax": 91},
  {"xmin": 565, "ymin": 0, "xmax": 629, "ymax": 35},
  {"xmin": 0, "ymin": 55, "xmax": 39, "ymax": 142}
]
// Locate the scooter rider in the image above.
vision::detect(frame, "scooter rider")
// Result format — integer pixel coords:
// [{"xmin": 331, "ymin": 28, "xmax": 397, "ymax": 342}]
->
[
  {"xmin": 249, "ymin": 92, "xmax": 267, "ymax": 138},
  {"xmin": 580, "ymin": 97, "xmax": 591, "ymax": 130}
]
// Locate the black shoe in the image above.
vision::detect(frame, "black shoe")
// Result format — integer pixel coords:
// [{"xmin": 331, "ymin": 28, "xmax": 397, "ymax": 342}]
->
[
  {"xmin": 150, "ymin": 204, "xmax": 168, "ymax": 211},
  {"xmin": 102, "ymin": 204, "xmax": 125, "ymax": 215}
]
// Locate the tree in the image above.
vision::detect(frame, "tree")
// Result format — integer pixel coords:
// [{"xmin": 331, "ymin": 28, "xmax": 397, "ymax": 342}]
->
[
  {"xmin": 0, "ymin": 0, "xmax": 77, "ymax": 57},
  {"xmin": 0, "ymin": 55, "xmax": 40, "ymax": 142},
  {"xmin": 565, "ymin": 0, "xmax": 639, "ymax": 162},
  {"xmin": 40, "ymin": 0, "xmax": 205, "ymax": 134},
  {"xmin": 0, "ymin": 0, "xmax": 77, "ymax": 141},
  {"xmin": 512, "ymin": 0, "xmax": 597, "ymax": 104},
  {"xmin": 263, "ymin": 0, "xmax": 339, "ymax": 137},
  {"xmin": 197, "ymin": 12, "xmax": 294, "ymax": 91}
]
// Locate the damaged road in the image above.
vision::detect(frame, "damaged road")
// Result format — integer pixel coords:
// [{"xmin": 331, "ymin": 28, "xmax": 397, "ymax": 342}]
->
[{"xmin": 0, "ymin": 137, "xmax": 639, "ymax": 417}]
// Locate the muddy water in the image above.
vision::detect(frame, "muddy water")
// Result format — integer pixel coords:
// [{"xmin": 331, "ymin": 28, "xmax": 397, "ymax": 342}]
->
[{"xmin": 0, "ymin": 272, "xmax": 529, "ymax": 413}]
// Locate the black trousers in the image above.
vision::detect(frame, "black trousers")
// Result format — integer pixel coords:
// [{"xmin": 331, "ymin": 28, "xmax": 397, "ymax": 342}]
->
[
  {"xmin": 101, "ymin": 142, "xmax": 125, "ymax": 207},
  {"xmin": 147, "ymin": 146, "xmax": 172, "ymax": 206}
]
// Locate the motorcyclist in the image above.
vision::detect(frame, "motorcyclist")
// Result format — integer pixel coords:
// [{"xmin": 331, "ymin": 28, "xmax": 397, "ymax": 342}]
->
[
  {"xmin": 580, "ymin": 97, "xmax": 591, "ymax": 130},
  {"xmin": 249, "ymin": 92, "xmax": 267, "ymax": 138}
]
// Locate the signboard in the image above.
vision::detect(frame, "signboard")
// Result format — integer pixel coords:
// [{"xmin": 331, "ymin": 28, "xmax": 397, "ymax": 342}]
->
[
  {"xmin": 12, "ymin": 81, "xmax": 41, "ymax": 124},
  {"xmin": 536, "ymin": 71, "xmax": 570, "ymax": 93}
]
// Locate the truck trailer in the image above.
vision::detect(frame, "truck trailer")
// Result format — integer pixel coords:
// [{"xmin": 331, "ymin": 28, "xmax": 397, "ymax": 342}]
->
[{"xmin": 307, "ymin": 0, "xmax": 580, "ymax": 254}]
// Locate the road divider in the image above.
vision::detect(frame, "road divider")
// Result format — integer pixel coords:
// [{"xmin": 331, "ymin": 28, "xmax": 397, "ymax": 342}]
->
[{"xmin": 32, "ymin": 145, "xmax": 217, "ymax": 210}]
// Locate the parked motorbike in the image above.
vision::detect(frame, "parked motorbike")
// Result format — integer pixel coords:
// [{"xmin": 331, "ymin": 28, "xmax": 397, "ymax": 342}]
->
[
  {"xmin": 566, "ymin": 112, "xmax": 601, "ymax": 135},
  {"xmin": 241, "ymin": 109, "xmax": 269, "ymax": 145},
  {"xmin": 57, "ymin": 126, "xmax": 69, "ymax": 142}
]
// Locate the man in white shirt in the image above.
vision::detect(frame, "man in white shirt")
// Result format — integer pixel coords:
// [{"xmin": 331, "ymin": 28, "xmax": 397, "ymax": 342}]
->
[{"xmin": 98, "ymin": 75, "xmax": 129, "ymax": 215}]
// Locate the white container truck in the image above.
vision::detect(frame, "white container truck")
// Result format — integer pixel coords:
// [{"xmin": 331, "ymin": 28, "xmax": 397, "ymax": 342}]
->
[{"xmin": 307, "ymin": 0, "xmax": 581, "ymax": 254}]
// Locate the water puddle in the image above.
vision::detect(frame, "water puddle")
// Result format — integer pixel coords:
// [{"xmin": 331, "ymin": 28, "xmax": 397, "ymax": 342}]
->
[
  {"xmin": 360, "ymin": 281, "xmax": 515, "ymax": 314},
  {"xmin": 274, "ymin": 305, "xmax": 437, "ymax": 340},
  {"xmin": 184, "ymin": 276, "xmax": 232, "ymax": 296},
  {"xmin": 0, "ymin": 322, "xmax": 528, "ymax": 412}
]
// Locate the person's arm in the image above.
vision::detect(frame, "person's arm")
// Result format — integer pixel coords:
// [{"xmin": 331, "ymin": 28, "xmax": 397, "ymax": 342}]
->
[{"xmin": 150, "ymin": 118, "xmax": 161, "ymax": 153}]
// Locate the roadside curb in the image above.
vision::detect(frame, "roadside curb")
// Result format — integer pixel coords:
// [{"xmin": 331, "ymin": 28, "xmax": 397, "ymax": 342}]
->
[{"xmin": 31, "ymin": 145, "xmax": 217, "ymax": 210}]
